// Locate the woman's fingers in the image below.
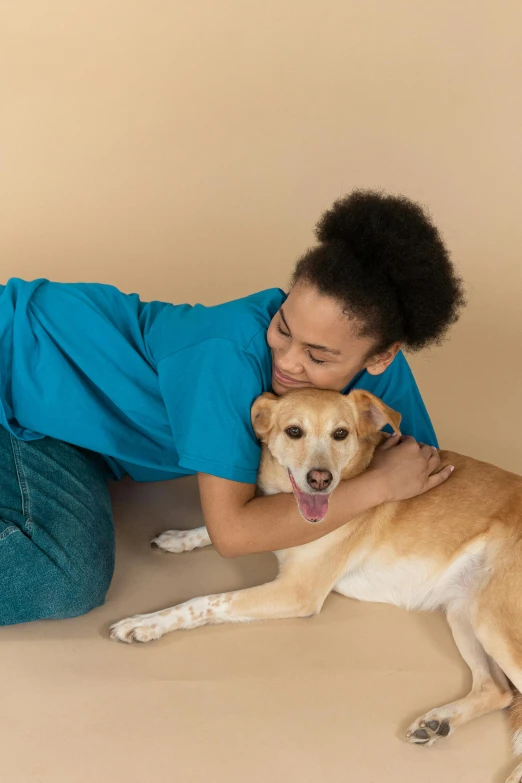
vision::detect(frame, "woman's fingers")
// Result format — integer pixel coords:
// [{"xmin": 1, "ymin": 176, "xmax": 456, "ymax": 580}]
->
[
  {"xmin": 427, "ymin": 464, "xmax": 455, "ymax": 489},
  {"xmin": 427, "ymin": 451, "xmax": 441, "ymax": 473},
  {"xmin": 378, "ymin": 434, "xmax": 402, "ymax": 451}
]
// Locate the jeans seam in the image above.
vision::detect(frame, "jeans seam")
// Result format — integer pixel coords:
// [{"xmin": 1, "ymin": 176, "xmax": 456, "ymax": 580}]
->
[
  {"xmin": 0, "ymin": 525, "xmax": 19, "ymax": 541},
  {"xmin": 9, "ymin": 435, "xmax": 33, "ymax": 532}
]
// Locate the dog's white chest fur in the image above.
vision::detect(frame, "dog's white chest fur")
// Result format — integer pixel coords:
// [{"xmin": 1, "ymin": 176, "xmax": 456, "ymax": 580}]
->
[{"xmin": 334, "ymin": 545, "xmax": 485, "ymax": 612}]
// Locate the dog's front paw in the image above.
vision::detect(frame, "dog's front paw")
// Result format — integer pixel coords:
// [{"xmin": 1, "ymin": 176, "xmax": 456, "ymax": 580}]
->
[
  {"xmin": 151, "ymin": 528, "xmax": 209, "ymax": 553},
  {"xmin": 110, "ymin": 614, "xmax": 165, "ymax": 644}
]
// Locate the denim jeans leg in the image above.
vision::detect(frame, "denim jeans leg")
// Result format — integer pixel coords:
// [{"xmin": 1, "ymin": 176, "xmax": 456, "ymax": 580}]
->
[{"xmin": 0, "ymin": 426, "xmax": 115, "ymax": 626}]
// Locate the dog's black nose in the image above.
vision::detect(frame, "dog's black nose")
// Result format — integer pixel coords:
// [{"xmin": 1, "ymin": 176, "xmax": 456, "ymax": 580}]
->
[{"xmin": 306, "ymin": 469, "xmax": 332, "ymax": 491}]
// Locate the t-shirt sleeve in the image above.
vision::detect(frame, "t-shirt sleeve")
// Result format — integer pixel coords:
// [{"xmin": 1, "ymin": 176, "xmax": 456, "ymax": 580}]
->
[
  {"xmin": 351, "ymin": 352, "xmax": 439, "ymax": 447},
  {"xmin": 157, "ymin": 339, "xmax": 264, "ymax": 483}
]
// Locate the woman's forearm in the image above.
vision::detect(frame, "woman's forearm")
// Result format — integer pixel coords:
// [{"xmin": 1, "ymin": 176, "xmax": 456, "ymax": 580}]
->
[
  {"xmin": 215, "ymin": 472, "xmax": 386, "ymax": 557},
  {"xmin": 199, "ymin": 437, "xmax": 452, "ymax": 558}
]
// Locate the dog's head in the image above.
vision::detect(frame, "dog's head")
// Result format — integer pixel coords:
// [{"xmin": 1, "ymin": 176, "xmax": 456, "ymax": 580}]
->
[{"xmin": 251, "ymin": 387, "xmax": 401, "ymax": 524}]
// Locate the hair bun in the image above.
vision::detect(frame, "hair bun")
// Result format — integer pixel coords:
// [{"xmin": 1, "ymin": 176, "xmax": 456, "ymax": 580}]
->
[
  {"xmin": 315, "ymin": 195, "xmax": 358, "ymax": 244},
  {"xmin": 315, "ymin": 190, "xmax": 435, "ymax": 275}
]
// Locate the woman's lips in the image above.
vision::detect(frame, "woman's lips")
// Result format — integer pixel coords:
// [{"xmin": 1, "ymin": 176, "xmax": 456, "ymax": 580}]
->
[{"xmin": 273, "ymin": 364, "xmax": 304, "ymax": 387}]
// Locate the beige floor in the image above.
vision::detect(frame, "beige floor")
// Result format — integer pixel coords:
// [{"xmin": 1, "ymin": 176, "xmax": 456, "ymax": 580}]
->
[{"xmin": 2, "ymin": 476, "xmax": 514, "ymax": 783}]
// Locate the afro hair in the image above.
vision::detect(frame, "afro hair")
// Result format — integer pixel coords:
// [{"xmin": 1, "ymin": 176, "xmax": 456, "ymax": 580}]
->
[{"xmin": 292, "ymin": 190, "xmax": 465, "ymax": 354}]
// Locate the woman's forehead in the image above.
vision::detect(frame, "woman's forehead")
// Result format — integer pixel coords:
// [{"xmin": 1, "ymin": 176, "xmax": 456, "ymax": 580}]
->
[{"xmin": 283, "ymin": 283, "xmax": 368, "ymax": 354}]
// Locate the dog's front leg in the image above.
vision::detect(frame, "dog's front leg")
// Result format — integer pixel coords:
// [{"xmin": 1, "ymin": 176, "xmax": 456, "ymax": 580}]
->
[{"xmin": 109, "ymin": 578, "xmax": 324, "ymax": 644}]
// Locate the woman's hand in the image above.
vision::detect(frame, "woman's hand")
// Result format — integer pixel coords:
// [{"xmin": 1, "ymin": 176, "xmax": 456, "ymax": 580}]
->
[{"xmin": 368, "ymin": 435, "xmax": 454, "ymax": 503}]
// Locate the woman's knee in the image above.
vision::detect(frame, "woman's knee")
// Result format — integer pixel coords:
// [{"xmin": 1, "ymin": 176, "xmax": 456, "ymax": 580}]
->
[
  {"xmin": 0, "ymin": 524, "xmax": 115, "ymax": 625},
  {"xmin": 0, "ymin": 433, "xmax": 116, "ymax": 625},
  {"xmin": 48, "ymin": 553, "xmax": 115, "ymax": 620}
]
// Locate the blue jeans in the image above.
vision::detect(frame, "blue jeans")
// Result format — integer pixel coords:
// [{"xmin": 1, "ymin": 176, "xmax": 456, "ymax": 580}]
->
[{"xmin": 0, "ymin": 425, "xmax": 115, "ymax": 625}]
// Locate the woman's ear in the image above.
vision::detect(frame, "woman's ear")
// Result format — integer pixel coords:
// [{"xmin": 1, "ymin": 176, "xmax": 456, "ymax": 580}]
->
[
  {"xmin": 364, "ymin": 342, "xmax": 401, "ymax": 376},
  {"xmin": 348, "ymin": 389, "xmax": 402, "ymax": 437},
  {"xmin": 251, "ymin": 393, "xmax": 279, "ymax": 442}
]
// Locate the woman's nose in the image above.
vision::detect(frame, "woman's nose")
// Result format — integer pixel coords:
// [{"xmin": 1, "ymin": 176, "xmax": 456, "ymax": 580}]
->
[{"xmin": 278, "ymin": 344, "xmax": 304, "ymax": 374}]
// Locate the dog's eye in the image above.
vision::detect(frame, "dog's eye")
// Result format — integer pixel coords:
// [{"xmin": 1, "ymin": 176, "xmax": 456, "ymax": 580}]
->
[
  {"xmin": 332, "ymin": 428, "xmax": 349, "ymax": 441},
  {"xmin": 285, "ymin": 426, "xmax": 304, "ymax": 439}
]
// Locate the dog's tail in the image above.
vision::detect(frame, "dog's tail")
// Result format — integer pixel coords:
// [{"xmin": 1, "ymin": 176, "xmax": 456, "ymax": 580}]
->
[{"xmin": 509, "ymin": 688, "xmax": 522, "ymax": 756}]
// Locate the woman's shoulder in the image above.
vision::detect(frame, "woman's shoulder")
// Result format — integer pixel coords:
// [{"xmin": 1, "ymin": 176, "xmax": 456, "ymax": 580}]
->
[
  {"xmin": 211, "ymin": 288, "xmax": 286, "ymax": 331},
  {"xmin": 148, "ymin": 287, "xmax": 285, "ymax": 363}
]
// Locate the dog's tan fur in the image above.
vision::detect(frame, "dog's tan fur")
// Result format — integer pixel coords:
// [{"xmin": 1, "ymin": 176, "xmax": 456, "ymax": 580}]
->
[{"xmin": 110, "ymin": 388, "xmax": 522, "ymax": 782}]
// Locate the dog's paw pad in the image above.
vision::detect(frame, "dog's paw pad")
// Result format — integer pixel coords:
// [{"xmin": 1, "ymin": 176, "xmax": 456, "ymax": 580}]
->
[
  {"xmin": 406, "ymin": 715, "xmax": 452, "ymax": 746},
  {"xmin": 409, "ymin": 728, "xmax": 430, "ymax": 743}
]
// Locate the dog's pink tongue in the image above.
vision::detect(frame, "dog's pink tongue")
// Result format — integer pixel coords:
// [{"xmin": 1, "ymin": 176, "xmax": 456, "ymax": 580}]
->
[{"xmin": 297, "ymin": 492, "xmax": 330, "ymax": 523}]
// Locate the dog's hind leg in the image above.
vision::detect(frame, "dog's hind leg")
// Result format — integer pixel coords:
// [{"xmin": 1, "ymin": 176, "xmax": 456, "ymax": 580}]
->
[
  {"xmin": 505, "ymin": 693, "xmax": 522, "ymax": 783},
  {"xmin": 406, "ymin": 603, "xmax": 512, "ymax": 747},
  {"xmin": 472, "ymin": 626, "xmax": 522, "ymax": 783}
]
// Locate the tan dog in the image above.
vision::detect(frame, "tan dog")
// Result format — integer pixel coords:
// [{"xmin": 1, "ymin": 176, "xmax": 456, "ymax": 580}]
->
[{"xmin": 111, "ymin": 388, "xmax": 522, "ymax": 783}]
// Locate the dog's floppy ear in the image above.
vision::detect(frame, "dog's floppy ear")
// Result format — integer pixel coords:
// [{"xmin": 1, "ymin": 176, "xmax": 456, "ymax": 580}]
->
[
  {"xmin": 349, "ymin": 389, "xmax": 401, "ymax": 437},
  {"xmin": 251, "ymin": 393, "xmax": 279, "ymax": 442}
]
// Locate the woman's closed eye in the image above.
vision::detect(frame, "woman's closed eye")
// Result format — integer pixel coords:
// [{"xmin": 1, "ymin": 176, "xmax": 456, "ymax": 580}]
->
[
  {"xmin": 307, "ymin": 352, "xmax": 327, "ymax": 365},
  {"xmin": 277, "ymin": 322, "xmax": 327, "ymax": 364}
]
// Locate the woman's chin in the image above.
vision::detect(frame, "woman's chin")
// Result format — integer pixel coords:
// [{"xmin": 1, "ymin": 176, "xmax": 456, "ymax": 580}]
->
[
  {"xmin": 271, "ymin": 377, "xmax": 286, "ymax": 396},
  {"xmin": 271, "ymin": 377, "xmax": 309, "ymax": 396}
]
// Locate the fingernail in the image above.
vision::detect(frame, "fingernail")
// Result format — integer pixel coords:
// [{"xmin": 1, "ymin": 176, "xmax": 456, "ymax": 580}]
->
[{"xmin": 450, "ymin": 466, "xmax": 455, "ymax": 472}]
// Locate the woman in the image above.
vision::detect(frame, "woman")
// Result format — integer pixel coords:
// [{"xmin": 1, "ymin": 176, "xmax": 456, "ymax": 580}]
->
[{"xmin": 0, "ymin": 191, "xmax": 464, "ymax": 626}]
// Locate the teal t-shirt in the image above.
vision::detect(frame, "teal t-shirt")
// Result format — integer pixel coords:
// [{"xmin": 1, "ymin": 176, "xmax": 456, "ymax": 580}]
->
[{"xmin": 0, "ymin": 279, "xmax": 437, "ymax": 484}]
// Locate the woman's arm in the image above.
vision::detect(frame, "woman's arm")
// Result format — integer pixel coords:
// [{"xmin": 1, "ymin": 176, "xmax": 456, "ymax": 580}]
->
[{"xmin": 198, "ymin": 436, "xmax": 453, "ymax": 557}]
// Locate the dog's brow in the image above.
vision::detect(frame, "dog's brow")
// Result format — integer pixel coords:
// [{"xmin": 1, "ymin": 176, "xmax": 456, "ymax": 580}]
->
[{"xmin": 279, "ymin": 308, "xmax": 342, "ymax": 356}]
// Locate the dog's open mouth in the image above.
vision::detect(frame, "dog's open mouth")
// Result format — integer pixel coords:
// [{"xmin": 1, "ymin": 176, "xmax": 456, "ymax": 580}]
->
[{"xmin": 288, "ymin": 471, "xmax": 330, "ymax": 523}]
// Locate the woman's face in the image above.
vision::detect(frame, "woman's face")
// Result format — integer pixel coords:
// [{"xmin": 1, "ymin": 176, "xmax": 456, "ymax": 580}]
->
[{"xmin": 267, "ymin": 281, "xmax": 399, "ymax": 396}]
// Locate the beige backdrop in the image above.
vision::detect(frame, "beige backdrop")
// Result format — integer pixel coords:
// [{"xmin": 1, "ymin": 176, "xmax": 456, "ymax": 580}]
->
[
  {"xmin": 2, "ymin": 0, "xmax": 521, "ymax": 474},
  {"xmin": 2, "ymin": 5, "xmax": 522, "ymax": 783}
]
